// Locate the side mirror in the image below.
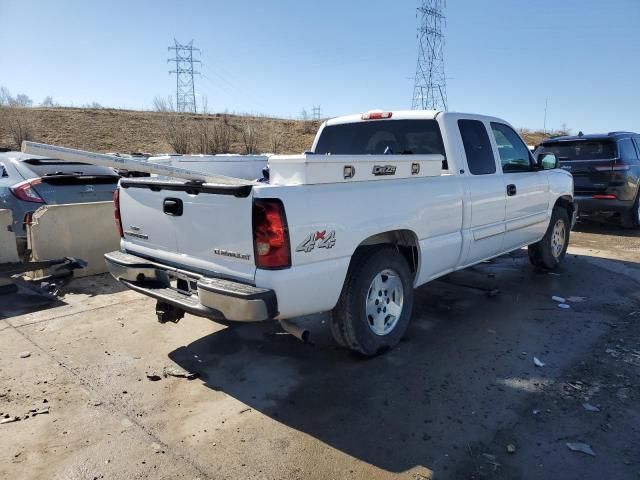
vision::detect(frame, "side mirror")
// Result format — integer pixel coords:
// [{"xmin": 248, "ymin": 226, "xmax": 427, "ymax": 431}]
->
[{"xmin": 536, "ymin": 152, "xmax": 559, "ymax": 170}]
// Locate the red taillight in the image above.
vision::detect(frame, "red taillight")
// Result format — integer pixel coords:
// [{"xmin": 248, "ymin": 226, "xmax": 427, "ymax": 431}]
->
[
  {"xmin": 113, "ymin": 188, "xmax": 124, "ymax": 237},
  {"xmin": 10, "ymin": 179, "xmax": 45, "ymax": 203},
  {"xmin": 252, "ymin": 199, "xmax": 290, "ymax": 269},
  {"xmin": 592, "ymin": 194, "xmax": 617, "ymax": 199},
  {"xmin": 361, "ymin": 111, "xmax": 392, "ymax": 120}
]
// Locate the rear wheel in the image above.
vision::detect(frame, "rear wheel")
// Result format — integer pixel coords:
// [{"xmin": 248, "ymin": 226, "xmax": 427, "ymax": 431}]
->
[
  {"xmin": 330, "ymin": 246, "xmax": 414, "ymax": 356},
  {"xmin": 620, "ymin": 193, "xmax": 640, "ymax": 229},
  {"xmin": 528, "ymin": 206, "xmax": 570, "ymax": 270}
]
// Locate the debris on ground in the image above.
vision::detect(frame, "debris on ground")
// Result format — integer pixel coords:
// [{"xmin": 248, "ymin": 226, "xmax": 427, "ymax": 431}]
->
[
  {"xmin": 162, "ymin": 366, "xmax": 198, "ymax": 380},
  {"xmin": 533, "ymin": 357, "xmax": 545, "ymax": 367},
  {"xmin": 18, "ymin": 351, "xmax": 31, "ymax": 359},
  {"xmin": 1, "ymin": 416, "xmax": 20, "ymax": 425},
  {"xmin": 567, "ymin": 296, "xmax": 586, "ymax": 303},
  {"xmin": 506, "ymin": 443, "xmax": 516, "ymax": 453},
  {"xmin": 566, "ymin": 442, "xmax": 595, "ymax": 456},
  {"xmin": 605, "ymin": 348, "xmax": 620, "ymax": 358},
  {"xmin": 481, "ymin": 453, "xmax": 501, "ymax": 471},
  {"xmin": 582, "ymin": 403, "xmax": 600, "ymax": 412},
  {"xmin": 146, "ymin": 374, "xmax": 162, "ymax": 382},
  {"xmin": 239, "ymin": 407, "xmax": 251, "ymax": 414}
]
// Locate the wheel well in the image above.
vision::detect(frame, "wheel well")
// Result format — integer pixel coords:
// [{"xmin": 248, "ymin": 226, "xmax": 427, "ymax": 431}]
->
[
  {"xmin": 555, "ymin": 195, "xmax": 575, "ymax": 218},
  {"xmin": 353, "ymin": 230, "xmax": 420, "ymax": 276}
]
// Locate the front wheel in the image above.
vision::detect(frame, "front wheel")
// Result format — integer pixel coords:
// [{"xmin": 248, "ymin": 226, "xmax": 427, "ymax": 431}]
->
[
  {"xmin": 528, "ymin": 206, "xmax": 570, "ymax": 270},
  {"xmin": 330, "ymin": 246, "xmax": 414, "ymax": 356}
]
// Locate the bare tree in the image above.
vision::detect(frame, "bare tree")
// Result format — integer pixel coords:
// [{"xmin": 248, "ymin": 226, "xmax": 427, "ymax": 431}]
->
[
  {"xmin": 153, "ymin": 95, "xmax": 175, "ymax": 113},
  {"xmin": 559, "ymin": 123, "xmax": 572, "ymax": 135},
  {"xmin": 41, "ymin": 96, "xmax": 54, "ymax": 107},
  {"xmin": 2, "ymin": 107, "xmax": 35, "ymax": 148},
  {"xmin": 13, "ymin": 94, "xmax": 33, "ymax": 107},
  {"xmin": 163, "ymin": 115, "xmax": 192, "ymax": 154},
  {"xmin": 196, "ymin": 114, "xmax": 234, "ymax": 154},
  {"xmin": 236, "ymin": 118, "xmax": 259, "ymax": 154},
  {"xmin": 300, "ymin": 108, "xmax": 313, "ymax": 134},
  {"xmin": 213, "ymin": 115, "xmax": 233, "ymax": 153},
  {"xmin": 269, "ymin": 123, "xmax": 285, "ymax": 153},
  {"xmin": 0, "ymin": 86, "xmax": 11, "ymax": 106}
]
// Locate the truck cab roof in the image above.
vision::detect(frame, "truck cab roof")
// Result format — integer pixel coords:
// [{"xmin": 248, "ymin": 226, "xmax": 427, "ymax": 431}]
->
[{"xmin": 324, "ymin": 110, "xmax": 509, "ymax": 127}]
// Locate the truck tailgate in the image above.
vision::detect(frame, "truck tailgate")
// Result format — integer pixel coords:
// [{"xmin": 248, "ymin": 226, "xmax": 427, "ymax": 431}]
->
[{"xmin": 118, "ymin": 180, "xmax": 256, "ymax": 282}]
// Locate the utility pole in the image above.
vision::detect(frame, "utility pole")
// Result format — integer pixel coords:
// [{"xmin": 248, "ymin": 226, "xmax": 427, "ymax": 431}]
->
[
  {"xmin": 543, "ymin": 97, "xmax": 549, "ymax": 134},
  {"xmin": 168, "ymin": 39, "xmax": 201, "ymax": 113},
  {"xmin": 411, "ymin": 0, "xmax": 447, "ymax": 111},
  {"xmin": 312, "ymin": 105, "xmax": 322, "ymax": 120}
]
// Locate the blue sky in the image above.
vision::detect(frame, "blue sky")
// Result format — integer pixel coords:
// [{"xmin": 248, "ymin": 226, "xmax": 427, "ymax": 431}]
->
[{"xmin": 1, "ymin": 0, "xmax": 639, "ymax": 132}]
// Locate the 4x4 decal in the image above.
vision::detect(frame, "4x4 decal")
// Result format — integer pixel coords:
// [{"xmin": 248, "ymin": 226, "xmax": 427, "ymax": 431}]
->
[{"xmin": 296, "ymin": 230, "xmax": 336, "ymax": 253}]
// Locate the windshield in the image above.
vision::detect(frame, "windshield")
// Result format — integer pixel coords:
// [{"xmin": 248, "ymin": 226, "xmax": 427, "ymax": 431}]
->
[
  {"xmin": 314, "ymin": 120, "xmax": 445, "ymax": 155},
  {"xmin": 540, "ymin": 141, "xmax": 616, "ymax": 161}
]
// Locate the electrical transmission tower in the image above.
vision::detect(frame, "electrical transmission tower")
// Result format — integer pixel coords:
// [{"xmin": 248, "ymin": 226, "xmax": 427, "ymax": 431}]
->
[
  {"xmin": 411, "ymin": 0, "xmax": 447, "ymax": 111},
  {"xmin": 168, "ymin": 39, "xmax": 201, "ymax": 113},
  {"xmin": 312, "ymin": 105, "xmax": 322, "ymax": 120}
]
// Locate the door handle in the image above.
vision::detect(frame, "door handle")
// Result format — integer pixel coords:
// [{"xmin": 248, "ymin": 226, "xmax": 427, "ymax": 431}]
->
[
  {"xmin": 163, "ymin": 198, "xmax": 183, "ymax": 216},
  {"xmin": 506, "ymin": 184, "xmax": 517, "ymax": 196}
]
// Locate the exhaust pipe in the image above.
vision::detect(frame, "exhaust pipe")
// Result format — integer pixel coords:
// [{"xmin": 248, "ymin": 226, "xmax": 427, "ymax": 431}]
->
[{"xmin": 278, "ymin": 319, "xmax": 311, "ymax": 344}]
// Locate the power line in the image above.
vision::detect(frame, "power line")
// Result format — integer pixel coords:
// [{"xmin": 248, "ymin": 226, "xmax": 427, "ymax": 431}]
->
[
  {"xmin": 168, "ymin": 39, "xmax": 201, "ymax": 113},
  {"xmin": 411, "ymin": 0, "xmax": 448, "ymax": 111}
]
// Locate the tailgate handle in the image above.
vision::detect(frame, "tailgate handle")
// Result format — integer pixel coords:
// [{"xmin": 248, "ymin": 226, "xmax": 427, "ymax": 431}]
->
[{"xmin": 163, "ymin": 198, "xmax": 183, "ymax": 216}]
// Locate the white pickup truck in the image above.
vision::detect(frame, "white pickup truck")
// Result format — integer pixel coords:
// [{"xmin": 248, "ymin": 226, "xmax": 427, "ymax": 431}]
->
[{"xmin": 97, "ymin": 110, "xmax": 575, "ymax": 355}]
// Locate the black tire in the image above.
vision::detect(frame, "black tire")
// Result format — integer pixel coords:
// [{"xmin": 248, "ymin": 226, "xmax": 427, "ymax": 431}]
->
[
  {"xmin": 528, "ymin": 206, "xmax": 570, "ymax": 270},
  {"xmin": 620, "ymin": 193, "xmax": 640, "ymax": 229},
  {"xmin": 330, "ymin": 246, "xmax": 414, "ymax": 356}
]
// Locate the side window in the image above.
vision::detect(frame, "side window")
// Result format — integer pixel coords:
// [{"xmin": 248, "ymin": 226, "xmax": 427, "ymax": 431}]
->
[
  {"xmin": 458, "ymin": 120, "xmax": 496, "ymax": 175},
  {"xmin": 490, "ymin": 123, "xmax": 534, "ymax": 173},
  {"xmin": 618, "ymin": 138, "xmax": 638, "ymax": 160}
]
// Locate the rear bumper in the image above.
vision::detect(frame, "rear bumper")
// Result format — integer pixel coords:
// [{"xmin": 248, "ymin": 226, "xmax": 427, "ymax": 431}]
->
[
  {"xmin": 104, "ymin": 251, "xmax": 277, "ymax": 322},
  {"xmin": 575, "ymin": 195, "xmax": 634, "ymax": 214}
]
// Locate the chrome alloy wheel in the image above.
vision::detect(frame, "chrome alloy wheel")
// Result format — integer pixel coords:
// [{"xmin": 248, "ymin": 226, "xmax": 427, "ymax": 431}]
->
[
  {"xmin": 551, "ymin": 219, "xmax": 567, "ymax": 259},
  {"xmin": 365, "ymin": 269, "xmax": 404, "ymax": 336}
]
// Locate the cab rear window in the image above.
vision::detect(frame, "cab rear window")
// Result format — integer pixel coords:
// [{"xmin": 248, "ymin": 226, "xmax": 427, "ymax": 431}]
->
[
  {"xmin": 540, "ymin": 141, "xmax": 616, "ymax": 161},
  {"xmin": 314, "ymin": 120, "xmax": 445, "ymax": 155}
]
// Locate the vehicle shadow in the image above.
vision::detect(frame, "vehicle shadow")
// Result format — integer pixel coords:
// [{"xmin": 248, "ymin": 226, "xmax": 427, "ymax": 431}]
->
[
  {"xmin": 0, "ymin": 273, "xmax": 128, "ymax": 319},
  {"xmin": 167, "ymin": 252, "xmax": 638, "ymax": 475},
  {"xmin": 573, "ymin": 218, "xmax": 640, "ymax": 238}
]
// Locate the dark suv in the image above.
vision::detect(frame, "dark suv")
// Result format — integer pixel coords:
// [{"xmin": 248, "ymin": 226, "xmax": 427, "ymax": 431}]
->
[{"xmin": 538, "ymin": 132, "xmax": 640, "ymax": 228}]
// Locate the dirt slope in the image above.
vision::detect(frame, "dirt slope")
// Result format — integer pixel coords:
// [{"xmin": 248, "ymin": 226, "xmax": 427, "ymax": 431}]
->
[{"xmin": 0, "ymin": 106, "xmax": 553, "ymax": 155}]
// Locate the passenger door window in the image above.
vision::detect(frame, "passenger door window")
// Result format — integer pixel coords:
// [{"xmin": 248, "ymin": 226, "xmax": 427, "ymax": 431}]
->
[
  {"xmin": 490, "ymin": 123, "xmax": 534, "ymax": 173},
  {"xmin": 458, "ymin": 120, "xmax": 496, "ymax": 175}
]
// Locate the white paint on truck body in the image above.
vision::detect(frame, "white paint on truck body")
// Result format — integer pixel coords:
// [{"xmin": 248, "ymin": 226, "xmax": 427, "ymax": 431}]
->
[
  {"xmin": 115, "ymin": 110, "xmax": 574, "ymax": 319},
  {"xmin": 32, "ymin": 111, "xmax": 574, "ymax": 321}
]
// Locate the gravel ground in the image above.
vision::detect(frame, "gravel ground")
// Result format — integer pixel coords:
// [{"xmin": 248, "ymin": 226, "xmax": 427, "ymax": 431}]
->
[{"xmin": 0, "ymin": 220, "xmax": 638, "ymax": 480}]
